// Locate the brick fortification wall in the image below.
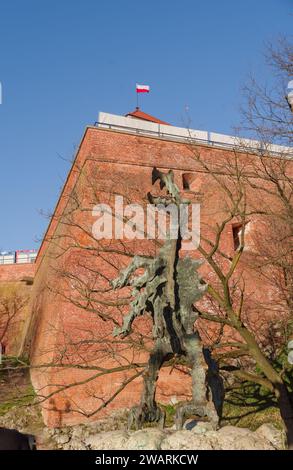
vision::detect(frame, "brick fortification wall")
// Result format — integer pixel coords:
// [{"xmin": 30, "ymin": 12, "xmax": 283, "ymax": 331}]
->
[
  {"xmin": 0, "ymin": 263, "xmax": 35, "ymax": 356},
  {"xmin": 26, "ymin": 125, "xmax": 292, "ymax": 427},
  {"xmin": 0, "ymin": 263, "xmax": 35, "ymax": 283}
]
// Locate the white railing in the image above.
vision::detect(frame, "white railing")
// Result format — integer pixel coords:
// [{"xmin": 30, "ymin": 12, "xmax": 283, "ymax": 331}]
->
[{"xmin": 96, "ymin": 112, "xmax": 293, "ymax": 157}]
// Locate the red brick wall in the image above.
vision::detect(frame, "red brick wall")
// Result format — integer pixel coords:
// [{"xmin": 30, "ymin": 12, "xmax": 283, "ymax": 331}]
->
[
  {"xmin": 0, "ymin": 263, "xmax": 35, "ymax": 283},
  {"xmin": 28, "ymin": 126, "xmax": 292, "ymax": 427},
  {"xmin": 0, "ymin": 264, "xmax": 35, "ymax": 355}
]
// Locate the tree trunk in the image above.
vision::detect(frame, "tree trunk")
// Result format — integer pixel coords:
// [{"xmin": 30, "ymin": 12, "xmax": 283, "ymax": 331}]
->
[
  {"xmin": 237, "ymin": 321, "xmax": 293, "ymax": 449},
  {"xmin": 276, "ymin": 383, "xmax": 293, "ymax": 450}
]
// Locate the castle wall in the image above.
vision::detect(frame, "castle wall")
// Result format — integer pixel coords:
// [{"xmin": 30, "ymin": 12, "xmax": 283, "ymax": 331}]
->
[
  {"xmin": 0, "ymin": 263, "xmax": 35, "ymax": 356},
  {"xmin": 28, "ymin": 126, "xmax": 292, "ymax": 426},
  {"xmin": 0, "ymin": 263, "xmax": 35, "ymax": 283}
]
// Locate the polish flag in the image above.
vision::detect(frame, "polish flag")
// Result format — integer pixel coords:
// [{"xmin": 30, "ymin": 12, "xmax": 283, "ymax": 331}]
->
[{"xmin": 136, "ymin": 83, "xmax": 150, "ymax": 93}]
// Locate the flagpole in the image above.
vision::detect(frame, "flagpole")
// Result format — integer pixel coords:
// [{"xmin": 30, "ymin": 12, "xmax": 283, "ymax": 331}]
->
[
  {"xmin": 136, "ymin": 87, "xmax": 139, "ymax": 109},
  {"xmin": 136, "ymin": 83, "xmax": 150, "ymax": 109}
]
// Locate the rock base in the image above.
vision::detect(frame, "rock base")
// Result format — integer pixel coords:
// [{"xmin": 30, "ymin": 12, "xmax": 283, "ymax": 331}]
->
[{"xmin": 47, "ymin": 421, "xmax": 285, "ymax": 450}]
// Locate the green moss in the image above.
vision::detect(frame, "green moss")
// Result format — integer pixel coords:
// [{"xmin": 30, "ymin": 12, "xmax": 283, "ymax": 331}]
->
[
  {"xmin": 0, "ymin": 359, "xmax": 35, "ymax": 419},
  {"xmin": 0, "ymin": 383, "xmax": 35, "ymax": 416},
  {"xmin": 0, "ymin": 355, "xmax": 30, "ymax": 369},
  {"xmin": 221, "ymin": 383, "xmax": 284, "ymax": 431},
  {"xmin": 161, "ymin": 404, "xmax": 176, "ymax": 427},
  {"xmin": 221, "ymin": 352, "xmax": 292, "ymax": 433}
]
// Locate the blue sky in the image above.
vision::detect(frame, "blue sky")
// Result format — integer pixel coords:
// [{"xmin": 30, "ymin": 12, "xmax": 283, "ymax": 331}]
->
[{"xmin": 0, "ymin": 0, "xmax": 292, "ymax": 251}]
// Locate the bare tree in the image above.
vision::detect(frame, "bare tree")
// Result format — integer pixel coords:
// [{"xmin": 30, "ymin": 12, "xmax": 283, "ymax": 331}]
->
[
  {"xmin": 0, "ymin": 284, "xmax": 28, "ymax": 357},
  {"xmin": 185, "ymin": 38, "xmax": 293, "ymax": 448},
  {"xmin": 186, "ymin": 145, "xmax": 293, "ymax": 448},
  {"xmin": 241, "ymin": 37, "xmax": 293, "ymax": 147}
]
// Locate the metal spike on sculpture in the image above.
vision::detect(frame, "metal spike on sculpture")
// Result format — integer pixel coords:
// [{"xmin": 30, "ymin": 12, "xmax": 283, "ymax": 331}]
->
[{"xmin": 112, "ymin": 167, "xmax": 224, "ymax": 430}]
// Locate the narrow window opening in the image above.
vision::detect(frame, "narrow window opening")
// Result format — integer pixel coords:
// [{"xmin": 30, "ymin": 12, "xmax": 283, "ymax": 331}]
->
[
  {"xmin": 232, "ymin": 223, "xmax": 245, "ymax": 250},
  {"xmin": 182, "ymin": 173, "xmax": 198, "ymax": 191}
]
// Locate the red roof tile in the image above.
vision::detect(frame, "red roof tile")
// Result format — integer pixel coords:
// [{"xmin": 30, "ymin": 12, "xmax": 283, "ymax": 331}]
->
[{"xmin": 125, "ymin": 108, "xmax": 170, "ymax": 125}]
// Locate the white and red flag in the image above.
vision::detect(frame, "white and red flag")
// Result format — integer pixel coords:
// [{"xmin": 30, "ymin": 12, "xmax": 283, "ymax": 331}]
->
[{"xmin": 136, "ymin": 83, "xmax": 150, "ymax": 93}]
